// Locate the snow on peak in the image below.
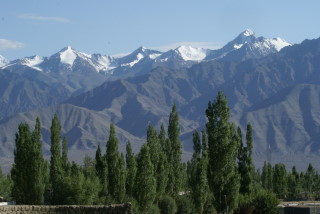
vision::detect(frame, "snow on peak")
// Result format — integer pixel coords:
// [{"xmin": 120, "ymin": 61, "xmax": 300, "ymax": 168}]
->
[
  {"xmin": 268, "ymin": 37, "xmax": 291, "ymax": 51},
  {"xmin": 0, "ymin": 55, "xmax": 9, "ymax": 67},
  {"xmin": 243, "ymin": 29, "xmax": 255, "ymax": 37},
  {"xmin": 60, "ymin": 46, "xmax": 77, "ymax": 65},
  {"xmin": 121, "ymin": 53, "xmax": 145, "ymax": 67},
  {"xmin": 175, "ymin": 46, "xmax": 207, "ymax": 61},
  {"xmin": 22, "ymin": 55, "xmax": 43, "ymax": 67},
  {"xmin": 139, "ymin": 46, "xmax": 147, "ymax": 52}
]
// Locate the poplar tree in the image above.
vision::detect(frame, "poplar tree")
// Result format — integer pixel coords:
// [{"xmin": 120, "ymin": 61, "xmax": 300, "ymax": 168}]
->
[
  {"xmin": 49, "ymin": 114, "xmax": 63, "ymax": 204},
  {"xmin": 61, "ymin": 136, "xmax": 69, "ymax": 171},
  {"xmin": 287, "ymin": 166, "xmax": 301, "ymax": 200},
  {"xmin": 95, "ymin": 144, "xmax": 108, "ymax": 199},
  {"xmin": 273, "ymin": 163, "xmax": 287, "ymax": 198},
  {"xmin": 238, "ymin": 124, "xmax": 254, "ymax": 195},
  {"xmin": 115, "ymin": 153, "xmax": 126, "ymax": 203},
  {"xmin": 158, "ymin": 124, "xmax": 166, "ymax": 150},
  {"xmin": 11, "ymin": 123, "xmax": 32, "ymax": 204},
  {"xmin": 205, "ymin": 91, "xmax": 240, "ymax": 213},
  {"xmin": 135, "ymin": 144, "xmax": 156, "ymax": 213},
  {"xmin": 106, "ymin": 123, "xmax": 120, "ymax": 201},
  {"xmin": 147, "ymin": 124, "xmax": 160, "ymax": 172},
  {"xmin": 30, "ymin": 117, "xmax": 46, "ymax": 204},
  {"xmin": 167, "ymin": 104, "xmax": 182, "ymax": 197},
  {"xmin": 125, "ymin": 142, "xmax": 136, "ymax": 199},
  {"xmin": 11, "ymin": 118, "xmax": 45, "ymax": 205},
  {"xmin": 262, "ymin": 161, "xmax": 273, "ymax": 190},
  {"xmin": 189, "ymin": 130, "xmax": 209, "ymax": 213}
]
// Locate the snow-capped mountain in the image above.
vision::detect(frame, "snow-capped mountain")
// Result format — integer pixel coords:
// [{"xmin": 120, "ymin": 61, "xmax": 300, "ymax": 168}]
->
[
  {"xmin": 0, "ymin": 55, "xmax": 9, "ymax": 67},
  {"xmin": 205, "ymin": 29, "xmax": 291, "ymax": 61},
  {"xmin": 1, "ymin": 29, "xmax": 291, "ymax": 79}
]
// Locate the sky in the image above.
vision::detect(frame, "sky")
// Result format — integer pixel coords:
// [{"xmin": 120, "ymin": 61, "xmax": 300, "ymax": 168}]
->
[{"xmin": 1, "ymin": 0, "xmax": 320, "ymax": 60}]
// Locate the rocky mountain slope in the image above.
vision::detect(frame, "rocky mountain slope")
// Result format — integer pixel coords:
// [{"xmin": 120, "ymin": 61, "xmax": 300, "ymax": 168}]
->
[{"xmin": 4, "ymin": 30, "xmax": 317, "ymax": 171}]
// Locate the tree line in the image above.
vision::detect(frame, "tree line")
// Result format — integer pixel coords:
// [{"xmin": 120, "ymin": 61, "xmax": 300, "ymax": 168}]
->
[{"xmin": 0, "ymin": 91, "xmax": 319, "ymax": 213}]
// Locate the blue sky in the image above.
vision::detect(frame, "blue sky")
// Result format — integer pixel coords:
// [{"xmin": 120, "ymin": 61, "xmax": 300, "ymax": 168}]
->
[{"xmin": 1, "ymin": 0, "xmax": 320, "ymax": 60}]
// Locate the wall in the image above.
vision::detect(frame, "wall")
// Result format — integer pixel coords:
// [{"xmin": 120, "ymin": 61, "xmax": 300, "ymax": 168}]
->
[{"xmin": 0, "ymin": 203, "xmax": 132, "ymax": 214}]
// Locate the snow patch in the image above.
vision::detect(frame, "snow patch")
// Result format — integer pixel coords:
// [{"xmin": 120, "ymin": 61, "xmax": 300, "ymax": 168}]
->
[
  {"xmin": 0, "ymin": 55, "xmax": 9, "ymax": 67},
  {"xmin": 121, "ymin": 53, "xmax": 144, "ymax": 67},
  {"xmin": 243, "ymin": 29, "xmax": 255, "ymax": 36},
  {"xmin": 22, "ymin": 55, "xmax": 43, "ymax": 67},
  {"xmin": 60, "ymin": 46, "xmax": 77, "ymax": 65},
  {"xmin": 234, "ymin": 44, "xmax": 243, "ymax": 49},
  {"xmin": 268, "ymin": 37, "xmax": 291, "ymax": 51},
  {"xmin": 149, "ymin": 53, "xmax": 161, "ymax": 60},
  {"xmin": 176, "ymin": 46, "xmax": 207, "ymax": 61}
]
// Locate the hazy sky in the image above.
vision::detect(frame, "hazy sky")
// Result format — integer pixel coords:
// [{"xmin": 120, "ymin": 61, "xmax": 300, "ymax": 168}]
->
[{"xmin": 1, "ymin": 0, "xmax": 320, "ymax": 60}]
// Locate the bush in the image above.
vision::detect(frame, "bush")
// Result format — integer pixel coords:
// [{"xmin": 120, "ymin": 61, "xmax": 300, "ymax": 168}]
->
[
  {"xmin": 158, "ymin": 195, "xmax": 177, "ymax": 214},
  {"xmin": 149, "ymin": 204, "xmax": 161, "ymax": 214},
  {"xmin": 175, "ymin": 195, "xmax": 195, "ymax": 214},
  {"xmin": 252, "ymin": 190, "xmax": 279, "ymax": 214}
]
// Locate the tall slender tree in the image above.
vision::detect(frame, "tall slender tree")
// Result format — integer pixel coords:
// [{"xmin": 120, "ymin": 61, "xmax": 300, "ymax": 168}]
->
[
  {"xmin": 135, "ymin": 144, "xmax": 156, "ymax": 213},
  {"xmin": 167, "ymin": 104, "xmax": 183, "ymax": 197},
  {"xmin": 11, "ymin": 118, "xmax": 46, "ymax": 204},
  {"xmin": 30, "ymin": 117, "xmax": 46, "ymax": 204},
  {"xmin": 238, "ymin": 124, "xmax": 254, "ymax": 195},
  {"xmin": 61, "ymin": 136, "xmax": 69, "ymax": 171},
  {"xmin": 147, "ymin": 124, "xmax": 161, "ymax": 173},
  {"xmin": 273, "ymin": 163, "xmax": 288, "ymax": 198},
  {"xmin": 125, "ymin": 142, "xmax": 136, "ymax": 199},
  {"xmin": 49, "ymin": 114, "xmax": 63, "ymax": 204},
  {"xmin": 262, "ymin": 161, "xmax": 273, "ymax": 190},
  {"xmin": 115, "ymin": 153, "xmax": 126, "ymax": 203},
  {"xmin": 106, "ymin": 123, "xmax": 121, "ymax": 201},
  {"xmin": 205, "ymin": 91, "xmax": 240, "ymax": 213},
  {"xmin": 189, "ymin": 130, "xmax": 209, "ymax": 214},
  {"xmin": 95, "ymin": 144, "xmax": 108, "ymax": 199}
]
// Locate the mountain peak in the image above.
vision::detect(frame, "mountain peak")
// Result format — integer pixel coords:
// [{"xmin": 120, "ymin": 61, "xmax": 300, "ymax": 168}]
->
[
  {"xmin": 242, "ymin": 29, "xmax": 255, "ymax": 37},
  {"xmin": 0, "ymin": 55, "xmax": 9, "ymax": 67},
  {"xmin": 174, "ymin": 45, "xmax": 207, "ymax": 61},
  {"xmin": 60, "ymin": 46, "xmax": 75, "ymax": 53},
  {"xmin": 59, "ymin": 46, "xmax": 77, "ymax": 65}
]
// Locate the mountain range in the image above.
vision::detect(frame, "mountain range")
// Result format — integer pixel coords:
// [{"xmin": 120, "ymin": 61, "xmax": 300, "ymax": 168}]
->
[{"xmin": 2, "ymin": 29, "xmax": 319, "ymax": 172}]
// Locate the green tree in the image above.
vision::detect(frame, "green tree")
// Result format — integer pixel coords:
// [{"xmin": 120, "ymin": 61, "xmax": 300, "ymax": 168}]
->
[
  {"xmin": 95, "ymin": 144, "xmax": 108, "ymax": 199},
  {"xmin": 29, "ymin": 117, "xmax": 46, "ymax": 204},
  {"xmin": 238, "ymin": 124, "xmax": 254, "ymax": 196},
  {"xmin": 106, "ymin": 123, "xmax": 121, "ymax": 202},
  {"xmin": 125, "ymin": 142, "xmax": 136, "ymax": 199},
  {"xmin": 261, "ymin": 161, "xmax": 273, "ymax": 190},
  {"xmin": 205, "ymin": 91, "xmax": 240, "ymax": 213},
  {"xmin": 156, "ymin": 152, "xmax": 169, "ymax": 199},
  {"xmin": 11, "ymin": 123, "xmax": 31, "ymax": 204},
  {"xmin": 63, "ymin": 162, "xmax": 85, "ymax": 205},
  {"xmin": 273, "ymin": 163, "xmax": 288, "ymax": 199},
  {"xmin": 188, "ymin": 130, "xmax": 210, "ymax": 213},
  {"xmin": 304, "ymin": 163, "xmax": 316, "ymax": 197},
  {"xmin": 159, "ymin": 124, "xmax": 167, "ymax": 150},
  {"xmin": 115, "ymin": 153, "xmax": 126, "ymax": 202},
  {"xmin": 11, "ymin": 119, "xmax": 46, "ymax": 205},
  {"xmin": 0, "ymin": 167, "xmax": 12, "ymax": 200},
  {"xmin": 50, "ymin": 114, "xmax": 63, "ymax": 204},
  {"xmin": 135, "ymin": 144, "xmax": 156, "ymax": 213},
  {"xmin": 287, "ymin": 166, "xmax": 301, "ymax": 200},
  {"xmin": 166, "ymin": 104, "xmax": 183, "ymax": 197},
  {"xmin": 61, "ymin": 136, "xmax": 70, "ymax": 171},
  {"xmin": 82, "ymin": 156, "xmax": 101, "ymax": 204}
]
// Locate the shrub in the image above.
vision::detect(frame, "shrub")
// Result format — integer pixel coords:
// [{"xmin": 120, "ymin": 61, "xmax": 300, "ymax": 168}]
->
[{"xmin": 158, "ymin": 195, "xmax": 177, "ymax": 214}]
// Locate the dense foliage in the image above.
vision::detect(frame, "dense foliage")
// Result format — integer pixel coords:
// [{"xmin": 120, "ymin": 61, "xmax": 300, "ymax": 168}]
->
[{"xmin": 3, "ymin": 91, "xmax": 320, "ymax": 213}]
